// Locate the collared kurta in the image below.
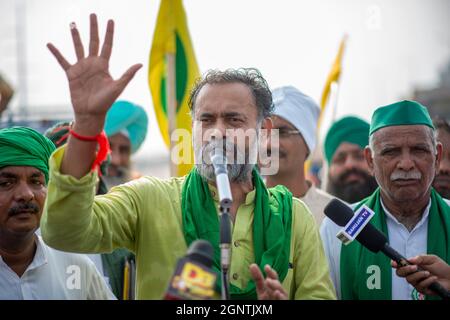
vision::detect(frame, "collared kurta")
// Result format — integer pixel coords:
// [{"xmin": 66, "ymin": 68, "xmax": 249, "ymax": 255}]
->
[
  {"xmin": 0, "ymin": 236, "xmax": 115, "ymax": 300},
  {"xmin": 41, "ymin": 146, "xmax": 336, "ymax": 300}
]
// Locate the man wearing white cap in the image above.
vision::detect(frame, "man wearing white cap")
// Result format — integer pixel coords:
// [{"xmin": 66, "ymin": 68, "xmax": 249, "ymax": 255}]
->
[{"xmin": 264, "ymin": 86, "xmax": 334, "ymax": 226}]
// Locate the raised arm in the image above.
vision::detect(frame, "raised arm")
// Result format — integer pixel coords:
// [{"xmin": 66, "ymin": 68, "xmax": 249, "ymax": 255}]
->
[{"xmin": 47, "ymin": 13, "xmax": 142, "ymax": 178}]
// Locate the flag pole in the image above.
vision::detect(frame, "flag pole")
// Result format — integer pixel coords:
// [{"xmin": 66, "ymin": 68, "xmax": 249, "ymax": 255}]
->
[
  {"xmin": 166, "ymin": 52, "xmax": 177, "ymax": 177},
  {"xmin": 330, "ymin": 81, "xmax": 340, "ymax": 122}
]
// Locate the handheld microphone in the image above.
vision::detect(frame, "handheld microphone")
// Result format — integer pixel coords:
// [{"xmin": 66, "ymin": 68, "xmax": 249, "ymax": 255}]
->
[
  {"xmin": 209, "ymin": 142, "xmax": 233, "ymax": 211},
  {"xmin": 208, "ymin": 139, "xmax": 232, "ymax": 300},
  {"xmin": 164, "ymin": 240, "xmax": 218, "ymax": 300},
  {"xmin": 324, "ymin": 199, "xmax": 450, "ymax": 300}
]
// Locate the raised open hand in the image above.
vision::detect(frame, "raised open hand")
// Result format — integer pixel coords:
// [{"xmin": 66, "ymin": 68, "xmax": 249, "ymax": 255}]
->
[{"xmin": 47, "ymin": 14, "xmax": 142, "ymax": 126}]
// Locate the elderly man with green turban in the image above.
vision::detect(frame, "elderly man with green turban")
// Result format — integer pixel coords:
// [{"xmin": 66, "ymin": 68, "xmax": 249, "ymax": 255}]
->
[
  {"xmin": 321, "ymin": 100, "xmax": 450, "ymax": 300},
  {"xmin": 103, "ymin": 100, "xmax": 148, "ymax": 189},
  {"xmin": 324, "ymin": 116, "xmax": 378, "ymax": 203},
  {"xmin": 0, "ymin": 127, "xmax": 114, "ymax": 299}
]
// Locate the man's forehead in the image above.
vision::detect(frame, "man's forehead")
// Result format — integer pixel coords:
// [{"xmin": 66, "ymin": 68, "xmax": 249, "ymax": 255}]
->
[
  {"xmin": 109, "ymin": 132, "xmax": 131, "ymax": 146},
  {"xmin": 335, "ymin": 142, "xmax": 364, "ymax": 154},
  {"xmin": 195, "ymin": 83, "xmax": 256, "ymax": 112},
  {"xmin": 0, "ymin": 166, "xmax": 44, "ymax": 177},
  {"xmin": 373, "ymin": 125, "xmax": 432, "ymax": 145}
]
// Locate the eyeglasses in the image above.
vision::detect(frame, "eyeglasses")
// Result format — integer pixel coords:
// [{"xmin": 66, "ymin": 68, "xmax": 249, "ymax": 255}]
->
[{"xmin": 276, "ymin": 128, "xmax": 302, "ymax": 138}]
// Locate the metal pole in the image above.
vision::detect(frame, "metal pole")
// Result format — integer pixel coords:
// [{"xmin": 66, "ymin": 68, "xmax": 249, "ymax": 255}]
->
[{"xmin": 166, "ymin": 52, "xmax": 177, "ymax": 176}]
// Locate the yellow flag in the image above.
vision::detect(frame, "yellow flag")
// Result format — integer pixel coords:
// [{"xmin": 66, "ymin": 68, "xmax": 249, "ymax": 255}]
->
[
  {"xmin": 149, "ymin": 0, "xmax": 200, "ymax": 176},
  {"xmin": 320, "ymin": 36, "xmax": 347, "ymax": 114}
]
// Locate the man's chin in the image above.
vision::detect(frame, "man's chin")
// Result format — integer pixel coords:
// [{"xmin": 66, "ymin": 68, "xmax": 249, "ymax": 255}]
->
[{"xmin": 7, "ymin": 220, "xmax": 39, "ymax": 236}]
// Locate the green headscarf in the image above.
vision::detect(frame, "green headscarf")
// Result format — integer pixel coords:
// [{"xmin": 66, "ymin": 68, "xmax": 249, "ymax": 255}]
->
[
  {"xmin": 181, "ymin": 167, "xmax": 292, "ymax": 299},
  {"xmin": 324, "ymin": 116, "xmax": 370, "ymax": 164},
  {"xmin": 369, "ymin": 100, "xmax": 434, "ymax": 136},
  {"xmin": 0, "ymin": 126, "xmax": 55, "ymax": 183}
]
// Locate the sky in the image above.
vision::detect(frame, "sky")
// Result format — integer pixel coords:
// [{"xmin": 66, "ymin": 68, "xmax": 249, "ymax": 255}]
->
[{"xmin": 1, "ymin": 0, "xmax": 449, "ymax": 176}]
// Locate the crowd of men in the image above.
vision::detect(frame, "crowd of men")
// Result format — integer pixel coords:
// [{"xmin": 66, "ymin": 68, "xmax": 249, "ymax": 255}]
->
[{"xmin": 1, "ymin": 14, "xmax": 449, "ymax": 300}]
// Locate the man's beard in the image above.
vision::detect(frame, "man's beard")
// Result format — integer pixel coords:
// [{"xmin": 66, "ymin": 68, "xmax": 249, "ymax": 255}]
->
[
  {"xmin": 194, "ymin": 138, "xmax": 256, "ymax": 183},
  {"xmin": 327, "ymin": 168, "xmax": 378, "ymax": 203},
  {"xmin": 103, "ymin": 165, "xmax": 131, "ymax": 189},
  {"xmin": 433, "ymin": 172, "xmax": 450, "ymax": 199}
]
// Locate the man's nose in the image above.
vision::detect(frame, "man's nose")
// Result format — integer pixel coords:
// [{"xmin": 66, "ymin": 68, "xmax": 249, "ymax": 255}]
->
[
  {"xmin": 397, "ymin": 152, "xmax": 415, "ymax": 171},
  {"xmin": 208, "ymin": 122, "xmax": 227, "ymax": 141},
  {"xmin": 343, "ymin": 155, "xmax": 359, "ymax": 170},
  {"xmin": 13, "ymin": 181, "xmax": 35, "ymax": 202},
  {"xmin": 110, "ymin": 150, "xmax": 121, "ymax": 166}
]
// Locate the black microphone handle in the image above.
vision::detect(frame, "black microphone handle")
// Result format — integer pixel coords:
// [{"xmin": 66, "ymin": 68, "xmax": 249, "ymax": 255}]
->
[{"xmin": 382, "ymin": 243, "xmax": 450, "ymax": 300}]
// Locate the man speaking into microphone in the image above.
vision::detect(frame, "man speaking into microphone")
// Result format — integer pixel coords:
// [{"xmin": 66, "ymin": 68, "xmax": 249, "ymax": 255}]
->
[
  {"xmin": 320, "ymin": 100, "xmax": 450, "ymax": 300},
  {"xmin": 40, "ymin": 14, "xmax": 335, "ymax": 300}
]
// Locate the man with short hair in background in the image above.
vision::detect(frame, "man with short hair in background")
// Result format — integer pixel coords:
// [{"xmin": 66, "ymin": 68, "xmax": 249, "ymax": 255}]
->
[{"xmin": 432, "ymin": 117, "xmax": 450, "ymax": 199}]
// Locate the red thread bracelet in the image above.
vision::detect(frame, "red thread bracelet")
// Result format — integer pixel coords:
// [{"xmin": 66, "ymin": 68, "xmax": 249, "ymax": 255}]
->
[{"xmin": 69, "ymin": 129, "xmax": 110, "ymax": 176}]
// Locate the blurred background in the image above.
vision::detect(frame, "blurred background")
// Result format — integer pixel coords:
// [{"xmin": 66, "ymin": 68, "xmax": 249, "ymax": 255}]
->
[{"xmin": 1, "ymin": 0, "xmax": 449, "ymax": 179}]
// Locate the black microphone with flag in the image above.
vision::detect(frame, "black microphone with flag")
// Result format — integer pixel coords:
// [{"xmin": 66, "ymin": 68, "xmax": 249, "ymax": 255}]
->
[
  {"xmin": 164, "ymin": 239, "xmax": 218, "ymax": 300},
  {"xmin": 324, "ymin": 198, "xmax": 450, "ymax": 300}
]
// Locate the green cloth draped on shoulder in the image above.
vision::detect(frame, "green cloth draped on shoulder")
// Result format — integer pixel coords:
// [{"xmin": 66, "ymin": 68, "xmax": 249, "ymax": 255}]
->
[
  {"xmin": 181, "ymin": 167, "xmax": 292, "ymax": 300},
  {"xmin": 340, "ymin": 188, "xmax": 450, "ymax": 300}
]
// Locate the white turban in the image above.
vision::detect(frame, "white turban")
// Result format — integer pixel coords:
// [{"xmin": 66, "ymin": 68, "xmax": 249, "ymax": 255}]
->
[{"xmin": 271, "ymin": 86, "xmax": 320, "ymax": 154}]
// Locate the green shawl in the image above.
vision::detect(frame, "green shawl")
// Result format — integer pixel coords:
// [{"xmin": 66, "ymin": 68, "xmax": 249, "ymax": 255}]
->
[
  {"xmin": 340, "ymin": 188, "xmax": 450, "ymax": 300},
  {"xmin": 181, "ymin": 167, "xmax": 292, "ymax": 299}
]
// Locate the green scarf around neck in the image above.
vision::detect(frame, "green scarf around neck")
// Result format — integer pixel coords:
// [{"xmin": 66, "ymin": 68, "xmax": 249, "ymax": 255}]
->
[
  {"xmin": 340, "ymin": 188, "xmax": 450, "ymax": 300},
  {"xmin": 181, "ymin": 167, "xmax": 292, "ymax": 300}
]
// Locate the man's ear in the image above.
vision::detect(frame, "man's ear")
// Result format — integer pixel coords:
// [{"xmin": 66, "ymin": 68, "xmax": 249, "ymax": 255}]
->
[
  {"xmin": 262, "ymin": 117, "xmax": 273, "ymax": 131},
  {"xmin": 364, "ymin": 146, "xmax": 374, "ymax": 175}
]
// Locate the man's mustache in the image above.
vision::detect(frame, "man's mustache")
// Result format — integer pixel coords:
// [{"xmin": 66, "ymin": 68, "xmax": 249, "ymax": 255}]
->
[
  {"xmin": 390, "ymin": 170, "xmax": 422, "ymax": 181},
  {"xmin": 201, "ymin": 139, "xmax": 239, "ymax": 164},
  {"xmin": 337, "ymin": 167, "xmax": 370, "ymax": 183},
  {"xmin": 8, "ymin": 202, "xmax": 40, "ymax": 216}
]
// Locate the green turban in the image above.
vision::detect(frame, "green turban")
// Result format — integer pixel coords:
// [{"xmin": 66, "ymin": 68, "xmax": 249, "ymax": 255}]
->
[
  {"xmin": 369, "ymin": 100, "xmax": 434, "ymax": 135},
  {"xmin": 0, "ymin": 127, "xmax": 56, "ymax": 183},
  {"xmin": 324, "ymin": 116, "xmax": 370, "ymax": 164}
]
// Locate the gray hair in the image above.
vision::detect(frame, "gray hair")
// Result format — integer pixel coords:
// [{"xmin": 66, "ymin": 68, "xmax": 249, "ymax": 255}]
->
[
  {"xmin": 188, "ymin": 68, "xmax": 273, "ymax": 122},
  {"xmin": 369, "ymin": 126, "xmax": 437, "ymax": 154}
]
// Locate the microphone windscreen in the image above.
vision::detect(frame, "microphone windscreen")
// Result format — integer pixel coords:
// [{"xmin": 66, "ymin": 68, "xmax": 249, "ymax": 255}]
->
[
  {"xmin": 187, "ymin": 239, "xmax": 215, "ymax": 268},
  {"xmin": 324, "ymin": 198, "xmax": 353, "ymax": 226},
  {"xmin": 324, "ymin": 198, "xmax": 388, "ymax": 253}
]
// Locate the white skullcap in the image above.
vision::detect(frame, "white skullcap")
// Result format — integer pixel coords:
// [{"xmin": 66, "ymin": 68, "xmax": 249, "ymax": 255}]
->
[{"xmin": 271, "ymin": 86, "xmax": 320, "ymax": 153}]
